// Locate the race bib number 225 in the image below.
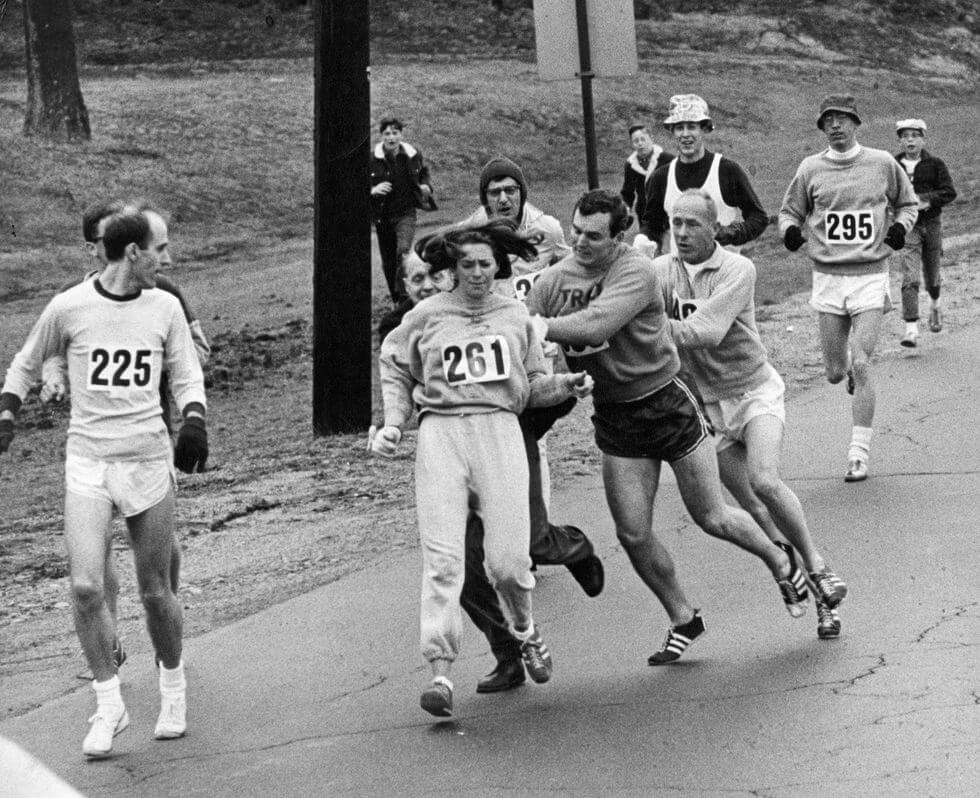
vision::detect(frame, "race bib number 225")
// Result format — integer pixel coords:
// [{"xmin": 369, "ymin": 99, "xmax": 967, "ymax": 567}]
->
[
  {"xmin": 87, "ymin": 347, "xmax": 153, "ymax": 391},
  {"xmin": 441, "ymin": 335, "xmax": 511, "ymax": 385}
]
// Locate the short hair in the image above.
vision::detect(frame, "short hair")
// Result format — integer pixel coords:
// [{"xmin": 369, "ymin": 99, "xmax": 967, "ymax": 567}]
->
[
  {"xmin": 573, "ymin": 189, "xmax": 633, "ymax": 237},
  {"xmin": 674, "ymin": 188, "xmax": 718, "ymax": 225},
  {"xmin": 415, "ymin": 218, "xmax": 537, "ymax": 281},
  {"xmin": 81, "ymin": 199, "xmax": 126, "ymax": 243},
  {"xmin": 101, "ymin": 211, "xmax": 151, "ymax": 261},
  {"xmin": 379, "ymin": 117, "xmax": 403, "ymax": 133},
  {"xmin": 628, "ymin": 123, "xmax": 649, "ymax": 137},
  {"xmin": 82, "ymin": 198, "xmax": 166, "ymax": 242}
]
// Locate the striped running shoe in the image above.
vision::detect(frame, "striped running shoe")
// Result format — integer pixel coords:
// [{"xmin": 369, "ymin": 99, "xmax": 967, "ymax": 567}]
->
[
  {"xmin": 774, "ymin": 542, "xmax": 808, "ymax": 617},
  {"xmin": 816, "ymin": 598, "xmax": 841, "ymax": 639},
  {"xmin": 648, "ymin": 610, "xmax": 706, "ymax": 665},
  {"xmin": 519, "ymin": 626, "xmax": 553, "ymax": 683},
  {"xmin": 809, "ymin": 566, "xmax": 848, "ymax": 608}
]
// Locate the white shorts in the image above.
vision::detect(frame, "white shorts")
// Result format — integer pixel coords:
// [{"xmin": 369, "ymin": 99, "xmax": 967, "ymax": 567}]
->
[
  {"xmin": 703, "ymin": 368, "xmax": 785, "ymax": 452},
  {"xmin": 810, "ymin": 271, "xmax": 891, "ymax": 316},
  {"xmin": 65, "ymin": 455, "xmax": 175, "ymax": 518}
]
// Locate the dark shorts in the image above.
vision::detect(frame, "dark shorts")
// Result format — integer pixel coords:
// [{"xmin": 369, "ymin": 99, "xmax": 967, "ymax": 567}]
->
[{"xmin": 592, "ymin": 374, "xmax": 712, "ymax": 462}]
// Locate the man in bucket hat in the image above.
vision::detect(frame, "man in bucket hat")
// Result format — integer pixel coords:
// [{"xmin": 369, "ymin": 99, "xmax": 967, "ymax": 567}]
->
[
  {"xmin": 778, "ymin": 94, "xmax": 918, "ymax": 483},
  {"xmin": 636, "ymin": 94, "xmax": 768, "ymax": 256},
  {"xmin": 892, "ymin": 118, "xmax": 957, "ymax": 347}
]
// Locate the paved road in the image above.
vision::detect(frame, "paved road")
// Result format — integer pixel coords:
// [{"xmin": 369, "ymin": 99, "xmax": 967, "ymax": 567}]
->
[{"xmin": 3, "ymin": 325, "xmax": 978, "ymax": 797}]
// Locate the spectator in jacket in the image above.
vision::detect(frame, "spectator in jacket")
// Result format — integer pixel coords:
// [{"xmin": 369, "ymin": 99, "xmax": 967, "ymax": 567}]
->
[
  {"xmin": 370, "ymin": 117, "xmax": 437, "ymax": 304},
  {"xmin": 893, "ymin": 118, "xmax": 957, "ymax": 347},
  {"xmin": 620, "ymin": 123, "xmax": 673, "ymax": 227}
]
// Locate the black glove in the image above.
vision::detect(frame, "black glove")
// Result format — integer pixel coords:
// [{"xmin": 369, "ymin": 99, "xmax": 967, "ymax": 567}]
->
[
  {"xmin": 174, "ymin": 416, "xmax": 208, "ymax": 473},
  {"xmin": 783, "ymin": 225, "xmax": 805, "ymax": 252},
  {"xmin": 0, "ymin": 418, "xmax": 13, "ymax": 454},
  {"xmin": 884, "ymin": 222, "xmax": 906, "ymax": 250}
]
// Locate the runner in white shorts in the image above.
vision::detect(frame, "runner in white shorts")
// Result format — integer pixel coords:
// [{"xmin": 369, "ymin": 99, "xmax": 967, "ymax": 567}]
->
[
  {"xmin": 0, "ymin": 209, "xmax": 209, "ymax": 759},
  {"xmin": 779, "ymin": 93, "xmax": 918, "ymax": 482},
  {"xmin": 655, "ymin": 189, "xmax": 848, "ymax": 640}
]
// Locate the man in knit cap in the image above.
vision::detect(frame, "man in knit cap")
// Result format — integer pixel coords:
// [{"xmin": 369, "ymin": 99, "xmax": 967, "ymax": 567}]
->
[
  {"xmin": 462, "ymin": 156, "xmax": 570, "ymax": 300},
  {"xmin": 636, "ymin": 94, "xmax": 768, "ymax": 257},
  {"xmin": 892, "ymin": 117, "xmax": 957, "ymax": 347},
  {"xmin": 778, "ymin": 94, "xmax": 918, "ymax": 483}
]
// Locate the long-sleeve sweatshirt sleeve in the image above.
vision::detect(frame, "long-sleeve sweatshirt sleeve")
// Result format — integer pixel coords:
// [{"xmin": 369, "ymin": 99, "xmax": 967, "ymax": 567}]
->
[
  {"xmin": 653, "ymin": 248, "xmax": 771, "ymax": 401},
  {"xmin": 640, "ymin": 155, "xmax": 768, "ymax": 246},
  {"xmin": 526, "ymin": 245, "xmax": 680, "ymax": 403},
  {"xmin": 378, "ymin": 291, "xmax": 573, "ymax": 428},
  {"xmin": 666, "ymin": 258, "xmax": 754, "ymax": 351}
]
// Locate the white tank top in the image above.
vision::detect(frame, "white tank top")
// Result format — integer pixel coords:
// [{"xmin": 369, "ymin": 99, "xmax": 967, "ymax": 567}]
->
[{"xmin": 664, "ymin": 152, "xmax": 741, "ymax": 254}]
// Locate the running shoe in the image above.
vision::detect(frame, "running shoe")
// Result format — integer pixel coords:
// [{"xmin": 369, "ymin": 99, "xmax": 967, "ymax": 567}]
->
[
  {"xmin": 900, "ymin": 328, "xmax": 919, "ymax": 348},
  {"xmin": 809, "ymin": 566, "xmax": 848, "ymax": 608},
  {"xmin": 154, "ymin": 692, "xmax": 187, "ymax": 740},
  {"xmin": 476, "ymin": 658, "xmax": 526, "ymax": 693},
  {"xmin": 845, "ymin": 368, "xmax": 855, "ymax": 395},
  {"xmin": 83, "ymin": 705, "xmax": 129, "ymax": 758},
  {"xmin": 519, "ymin": 626, "xmax": 553, "ymax": 683},
  {"xmin": 774, "ymin": 542, "xmax": 808, "ymax": 617},
  {"xmin": 420, "ymin": 676, "xmax": 453, "ymax": 717},
  {"xmin": 929, "ymin": 307, "xmax": 943, "ymax": 332},
  {"xmin": 844, "ymin": 459, "xmax": 868, "ymax": 482},
  {"xmin": 648, "ymin": 610, "xmax": 706, "ymax": 665},
  {"xmin": 566, "ymin": 551, "xmax": 605, "ymax": 597},
  {"xmin": 816, "ymin": 598, "xmax": 841, "ymax": 639}
]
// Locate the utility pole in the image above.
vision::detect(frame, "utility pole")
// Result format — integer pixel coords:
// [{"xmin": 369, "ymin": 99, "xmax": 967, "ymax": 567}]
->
[{"xmin": 312, "ymin": 0, "xmax": 372, "ymax": 434}]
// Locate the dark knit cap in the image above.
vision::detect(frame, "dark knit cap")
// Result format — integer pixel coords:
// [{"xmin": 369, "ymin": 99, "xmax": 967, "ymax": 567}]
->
[{"xmin": 479, "ymin": 156, "xmax": 528, "ymax": 216}]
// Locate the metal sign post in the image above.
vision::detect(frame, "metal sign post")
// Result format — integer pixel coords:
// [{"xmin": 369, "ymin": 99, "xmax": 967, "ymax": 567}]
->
[{"xmin": 533, "ymin": 0, "xmax": 637, "ymax": 189}]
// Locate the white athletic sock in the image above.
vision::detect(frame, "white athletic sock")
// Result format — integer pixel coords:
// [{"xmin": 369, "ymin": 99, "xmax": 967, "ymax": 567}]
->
[
  {"xmin": 848, "ymin": 426, "xmax": 873, "ymax": 463},
  {"xmin": 93, "ymin": 674, "xmax": 123, "ymax": 712},
  {"xmin": 159, "ymin": 660, "xmax": 186, "ymax": 695},
  {"xmin": 905, "ymin": 321, "xmax": 918, "ymax": 334},
  {"xmin": 511, "ymin": 625, "xmax": 534, "ymax": 644},
  {"xmin": 931, "ymin": 296, "xmax": 941, "ymax": 309}
]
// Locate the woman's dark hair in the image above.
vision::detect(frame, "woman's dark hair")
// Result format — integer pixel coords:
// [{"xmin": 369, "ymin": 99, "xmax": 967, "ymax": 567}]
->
[{"xmin": 414, "ymin": 218, "xmax": 538, "ymax": 280}]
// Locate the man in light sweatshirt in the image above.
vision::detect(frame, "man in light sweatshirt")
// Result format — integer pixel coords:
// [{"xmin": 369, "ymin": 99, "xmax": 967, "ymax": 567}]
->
[
  {"xmin": 655, "ymin": 189, "xmax": 848, "ymax": 641},
  {"xmin": 778, "ymin": 94, "xmax": 918, "ymax": 483}
]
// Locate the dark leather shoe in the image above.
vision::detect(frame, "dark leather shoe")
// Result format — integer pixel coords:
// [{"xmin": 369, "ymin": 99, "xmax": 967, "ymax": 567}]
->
[
  {"xmin": 476, "ymin": 658, "xmax": 526, "ymax": 693},
  {"xmin": 566, "ymin": 553, "xmax": 604, "ymax": 597}
]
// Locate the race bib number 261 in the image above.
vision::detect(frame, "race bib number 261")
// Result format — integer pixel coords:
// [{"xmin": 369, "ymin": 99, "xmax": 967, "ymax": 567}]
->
[
  {"xmin": 441, "ymin": 335, "xmax": 511, "ymax": 385},
  {"xmin": 825, "ymin": 210, "xmax": 874, "ymax": 245}
]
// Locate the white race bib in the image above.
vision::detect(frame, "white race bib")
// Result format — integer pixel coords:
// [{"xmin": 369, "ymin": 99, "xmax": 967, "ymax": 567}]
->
[
  {"xmin": 441, "ymin": 335, "xmax": 511, "ymax": 385},
  {"xmin": 825, "ymin": 210, "xmax": 874, "ymax": 245},
  {"xmin": 86, "ymin": 346, "xmax": 155, "ymax": 393},
  {"xmin": 512, "ymin": 271, "xmax": 542, "ymax": 303}
]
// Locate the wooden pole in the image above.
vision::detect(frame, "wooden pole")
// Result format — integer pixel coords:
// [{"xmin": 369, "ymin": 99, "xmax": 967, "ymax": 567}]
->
[{"xmin": 312, "ymin": 0, "xmax": 372, "ymax": 434}]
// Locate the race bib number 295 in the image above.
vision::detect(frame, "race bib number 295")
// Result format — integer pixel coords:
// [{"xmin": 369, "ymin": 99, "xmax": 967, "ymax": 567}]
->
[
  {"xmin": 825, "ymin": 210, "xmax": 874, "ymax": 245},
  {"xmin": 441, "ymin": 335, "xmax": 511, "ymax": 385}
]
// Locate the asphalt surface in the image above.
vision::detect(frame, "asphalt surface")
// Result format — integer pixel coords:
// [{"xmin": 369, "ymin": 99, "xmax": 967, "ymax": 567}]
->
[{"xmin": 2, "ymin": 323, "xmax": 978, "ymax": 797}]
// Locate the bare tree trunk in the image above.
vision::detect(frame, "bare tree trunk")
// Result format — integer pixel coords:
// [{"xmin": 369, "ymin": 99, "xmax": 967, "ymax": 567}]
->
[{"xmin": 23, "ymin": 0, "xmax": 90, "ymax": 141}]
